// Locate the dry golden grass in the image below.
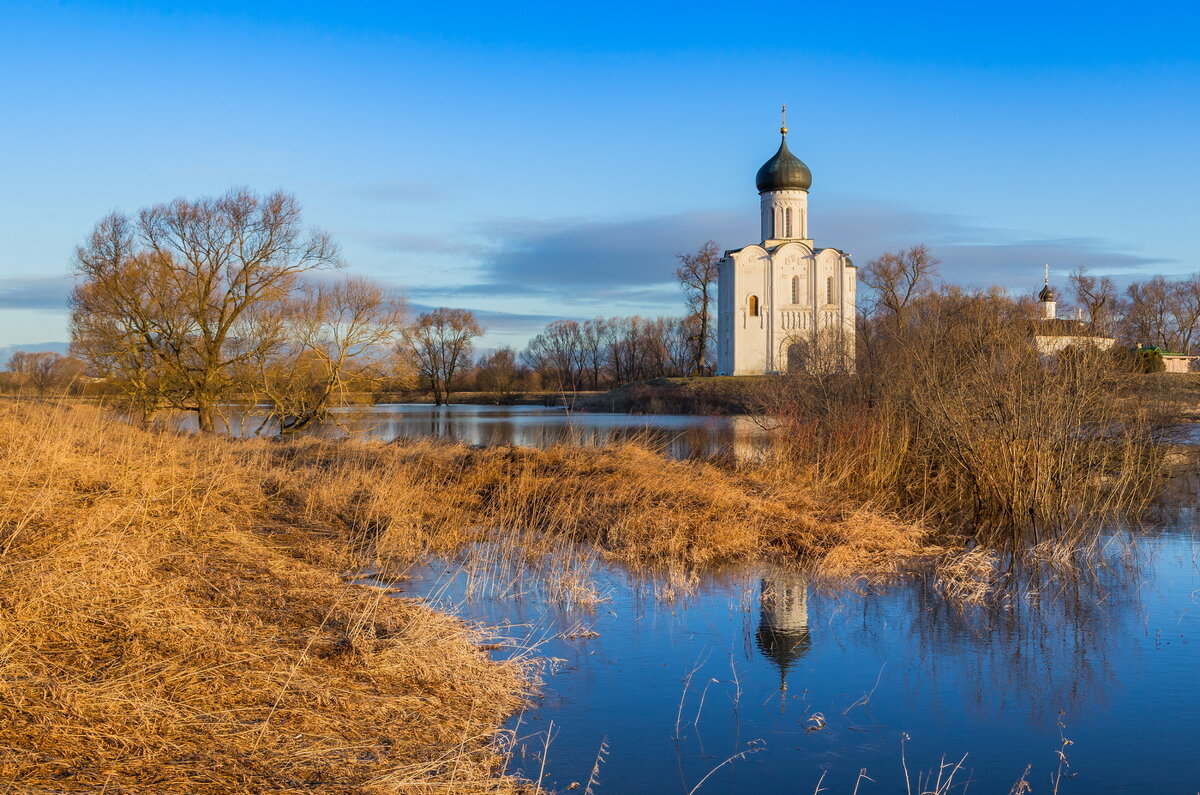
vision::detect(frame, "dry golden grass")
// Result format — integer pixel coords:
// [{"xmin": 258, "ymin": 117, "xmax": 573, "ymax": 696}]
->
[
  {"xmin": 257, "ymin": 433, "xmax": 935, "ymax": 574},
  {"xmin": 0, "ymin": 400, "xmax": 936, "ymax": 791},
  {"xmin": 0, "ymin": 401, "xmax": 529, "ymax": 793}
]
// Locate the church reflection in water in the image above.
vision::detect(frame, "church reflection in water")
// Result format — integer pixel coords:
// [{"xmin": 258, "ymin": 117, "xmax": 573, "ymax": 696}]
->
[{"xmin": 754, "ymin": 572, "xmax": 811, "ymax": 691}]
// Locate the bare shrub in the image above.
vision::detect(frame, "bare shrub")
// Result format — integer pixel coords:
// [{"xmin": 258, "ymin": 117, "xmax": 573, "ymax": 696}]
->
[{"xmin": 758, "ymin": 285, "xmax": 1169, "ymax": 552}]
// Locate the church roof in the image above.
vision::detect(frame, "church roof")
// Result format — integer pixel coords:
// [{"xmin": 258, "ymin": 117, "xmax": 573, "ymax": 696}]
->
[
  {"xmin": 1038, "ymin": 283, "xmax": 1056, "ymax": 301},
  {"xmin": 756, "ymin": 132, "xmax": 812, "ymax": 193}
]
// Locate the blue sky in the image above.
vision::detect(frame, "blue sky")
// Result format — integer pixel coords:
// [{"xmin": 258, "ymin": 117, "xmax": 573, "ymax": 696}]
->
[{"xmin": 1, "ymin": 1, "xmax": 1198, "ymax": 353}]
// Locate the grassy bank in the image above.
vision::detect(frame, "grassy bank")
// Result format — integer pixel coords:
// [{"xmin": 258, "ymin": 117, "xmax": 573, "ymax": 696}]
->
[
  {"xmin": 370, "ymin": 390, "xmax": 603, "ymax": 407},
  {"xmin": 0, "ymin": 401, "xmax": 936, "ymax": 791},
  {"xmin": 0, "ymin": 401, "xmax": 529, "ymax": 793},
  {"xmin": 572, "ymin": 376, "xmax": 764, "ymax": 415}
]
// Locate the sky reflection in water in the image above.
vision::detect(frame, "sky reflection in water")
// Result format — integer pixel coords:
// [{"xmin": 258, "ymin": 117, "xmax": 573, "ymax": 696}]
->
[
  {"xmin": 402, "ymin": 529, "xmax": 1200, "ymax": 794},
  {"xmin": 227, "ymin": 403, "xmax": 1198, "ymax": 791},
  {"xmin": 214, "ymin": 404, "xmax": 769, "ymax": 461}
]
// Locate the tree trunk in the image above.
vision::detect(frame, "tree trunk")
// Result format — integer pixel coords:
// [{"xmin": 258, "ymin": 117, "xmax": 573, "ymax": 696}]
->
[{"xmin": 196, "ymin": 403, "xmax": 215, "ymax": 434}]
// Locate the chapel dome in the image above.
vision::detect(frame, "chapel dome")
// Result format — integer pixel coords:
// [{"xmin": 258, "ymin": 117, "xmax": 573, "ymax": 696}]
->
[
  {"xmin": 1038, "ymin": 283, "xmax": 1056, "ymax": 302},
  {"xmin": 756, "ymin": 133, "xmax": 812, "ymax": 193}
]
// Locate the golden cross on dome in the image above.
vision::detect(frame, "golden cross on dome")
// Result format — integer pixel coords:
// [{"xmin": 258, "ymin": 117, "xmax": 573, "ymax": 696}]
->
[
  {"xmin": 781, "ymin": 104, "xmax": 788, "ymax": 135},
  {"xmin": 1044, "ymin": 263, "xmax": 1050, "ymax": 285}
]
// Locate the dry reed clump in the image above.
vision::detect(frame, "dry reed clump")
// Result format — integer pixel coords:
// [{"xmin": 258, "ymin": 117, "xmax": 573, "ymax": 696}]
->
[
  {"xmin": 257, "ymin": 436, "xmax": 935, "ymax": 574},
  {"xmin": 0, "ymin": 401, "xmax": 529, "ymax": 793},
  {"xmin": 757, "ymin": 293, "xmax": 1173, "ymax": 554}
]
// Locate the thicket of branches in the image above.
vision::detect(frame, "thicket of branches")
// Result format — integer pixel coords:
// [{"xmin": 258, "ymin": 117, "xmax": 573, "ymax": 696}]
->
[
  {"xmin": 759, "ymin": 246, "xmax": 1170, "ymax": 549},
  {"xmin": 1063, "ymin": 267, "xmax": 1200, "ymax": 352},
  {"xmin": 1, "ymin": 351, "xmax": 87, "ymax": 394},
  {"xmin": 520, "ymin": 315, "xmax": 700, "ymax": 391},
  {"xmin": 65, "ymin": 189, "xmax": 426, "ymax": 433}
]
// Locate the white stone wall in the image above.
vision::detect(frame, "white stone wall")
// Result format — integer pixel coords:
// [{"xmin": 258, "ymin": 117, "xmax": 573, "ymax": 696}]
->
[
  {"xmin": 1033, "ymin": 335, "xmax": 1116, "ymax": 355},
  {"xmin": 717, "ymin": 240, "xmax": 856, "ymax": 376},
  {"xmin": 1164, "ymin": 356, "xmax": 1198, "ymax": 373}
]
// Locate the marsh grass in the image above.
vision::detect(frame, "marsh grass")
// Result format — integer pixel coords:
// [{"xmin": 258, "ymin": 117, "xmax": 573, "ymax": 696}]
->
[
  {"xmin": 756, "ymin": 293, "xmax": 1174, "ymax": 560},
  {"xmin": 0, "ymin": 398, "xmax": 943, "ymax": 791},
  {"xmin": 0, "ymin": 400, "xmax": 532, "ymax": 793}
]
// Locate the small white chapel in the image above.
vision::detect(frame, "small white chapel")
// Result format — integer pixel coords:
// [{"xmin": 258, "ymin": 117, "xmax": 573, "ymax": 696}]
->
[{"xmin": 716, "ymin": 109, "xmax": 856, "ymax": 375}]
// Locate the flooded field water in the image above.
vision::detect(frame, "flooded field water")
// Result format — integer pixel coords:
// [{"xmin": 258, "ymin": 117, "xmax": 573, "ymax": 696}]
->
[
  {"xmin": 398, "ymin": 528, "xmax": 1200, "ymax": 793},
  {"xmin": 209, "ymin": 403, "xmax": 770, "ymax": 460},
  {"xmin": 229, "ymin": 403, "xmax": 1198, "ymax": 792}
]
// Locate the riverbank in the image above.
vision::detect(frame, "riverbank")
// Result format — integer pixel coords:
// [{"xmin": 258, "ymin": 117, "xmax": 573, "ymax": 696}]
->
[
  {"xmin": 571, "ymin": 376, "xmax": 766, "ymax": 415},
  {"xmin": 372, "ymin": 390, "xmax": 602, "ymax": 407},
  {"xmin": 570, "ymin": 371, "xmax": 1200, "ymax": 418},
  {"xmin": 0, "ymin": 401, "xmax": 938, "ymax": 791},
  {"xmin": 0, "ymin": 401, "xmax": 529, "ymax": 793}
]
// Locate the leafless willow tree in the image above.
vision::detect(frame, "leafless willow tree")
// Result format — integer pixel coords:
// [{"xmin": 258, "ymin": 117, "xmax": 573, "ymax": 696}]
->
[
  {"xmin": 401, "ymin": 308, "xmax": 482, "ymax": 405},
  {"xmin": 1067, "ymin": 266, "xmax": 1119, "ymax": 336},
  {"xmin": 674, "ymin": 240, "xmax": 720, "ymax": 375},
  {"xmin": 1118, "ymin": 275, "xmax": 1200, "ymax": 353},
  {"xmin": 244, "ymin": 276, "xmax": 407, "ymax": 433},
  {"xmin": 4, "ymin": 351, "xmax": 66, "ymax": 392},
  {"xmin": 71, "ymin": 190, "xmax": 341, "ymax": 431},
  {"xmin": 859, "ymin": 244, "xmax": 940, "ymax": 332}
]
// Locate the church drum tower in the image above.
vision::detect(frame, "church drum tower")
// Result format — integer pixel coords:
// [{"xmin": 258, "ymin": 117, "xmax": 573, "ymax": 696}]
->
[{"xmin": 716, "ymin": 109, "xmax": 856, "ymax": 375}]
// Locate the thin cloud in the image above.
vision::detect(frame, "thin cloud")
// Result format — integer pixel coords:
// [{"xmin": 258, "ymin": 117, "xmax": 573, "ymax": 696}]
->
[
  {"xmin": 0, "ymin": 342, "xmax": 70, "ymax": 361},
  {"xmin": 368, "ymin": 233, "xmax": 492, "ymax": 258},
  {"xmin": 476, "ymin": 210, "xmax": 752, "ymax": 289},
  {"xmin": 386, "ymin": 202, "xmax": 1176, "ymax": 339},
  {"xmin": 0, "ymin": 275, "xmax": 73, "ymax": 311},
  {"xmin": 406, "ymin": 302, "xmax": 562, "ymax": 331},
  {"xmin": 815, "ymin": 196, "xmax": 1173, "ymax": 289}
]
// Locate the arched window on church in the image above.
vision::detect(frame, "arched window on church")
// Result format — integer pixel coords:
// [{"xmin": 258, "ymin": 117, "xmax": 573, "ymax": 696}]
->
[
  {"xmin": 826, "ymin": 276, "xmax": 833, "ymax": 305},
  {"xmin": 791, "ymin": 275, "xmax": 799, "ymax": 304},
  {"xmin": 784, "ymin": 208, "xmax": 792, "ymax": 237},
  {"xmin": 748, "ymin": 295, "xmax": 759, "ymax": 316}
]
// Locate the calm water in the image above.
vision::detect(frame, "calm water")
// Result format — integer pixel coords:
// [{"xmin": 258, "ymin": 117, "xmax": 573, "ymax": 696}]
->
[
  {"xmin": 220, "ymin": 404, "xmax": 1199, "ymax": 791},
  {"xmin": 395, "ymin": 527, "xmax": 1200, "ymax": 794},
  {"xmin": 217, "ymin": 403, "xmax": 769, "ymax": 460}
]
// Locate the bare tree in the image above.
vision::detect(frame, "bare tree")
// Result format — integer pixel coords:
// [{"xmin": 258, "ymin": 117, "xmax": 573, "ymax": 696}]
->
[
  {"xmin": 1068, "ymin": 266, "xmax": 1120, "ymax": 336},
  {"xmin": 675, "ymin": 240, "xmax": 720, "ymax": 375},
  {"xmin": 401, "ymin": 308, "xmax": 482, "ymax": 405},
  {"xmin": 522, "ymin": 320, "xmax": 584, "ymax": 391},
  {"xmin": 859, "ymin": 244, "xmax": 940, "ymax": 331},
  {"xmin": 475, "ymin": 347, "xmax": 522, "ymax": 404},
  {"xmin": 579, "ymin": 318, "xmax": 611, "ymax": 390},
  {"xmin": 71, "ymin": 190, "xmax": 341, "ymax": 431},
  {"xmin": 1122, "ymin": 276, "xmax": 1176, "ymax": 350},
  {"xmin": 247, "ymin": 276, "xmax": 407, "ymax": 434},
  {"xmin": 782, "ymin": 325, "xmax": 852, "ymax": 378},
  {"xmin": 5, "ymin": 351, "xmax": 64, "ymax": 392},
  {"xmin": 1170, "ymin": 277, "xmax": 1200, "ymax": 354}
]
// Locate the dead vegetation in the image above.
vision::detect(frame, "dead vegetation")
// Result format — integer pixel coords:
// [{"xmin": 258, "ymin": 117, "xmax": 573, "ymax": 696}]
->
[
  {"xmin": 0, "ymin": 401, "xmax": 530, "ymax": 793},
  {"xmin": 260, "ymin": 427, "xmax": 935, "ymax": 575},
  {"xmin": 0, "ymin": 399, "xmax": 938, "ymax": 792},
  {"xmin": 754, "ymin": 288, "xmax": 1173, "ymax": 555}
]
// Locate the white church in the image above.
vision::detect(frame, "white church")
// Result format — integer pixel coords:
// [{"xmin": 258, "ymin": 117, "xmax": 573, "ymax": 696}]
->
[{"xmin": 717, "ymin": 112, "xmax": 856, "ymax": 375}]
